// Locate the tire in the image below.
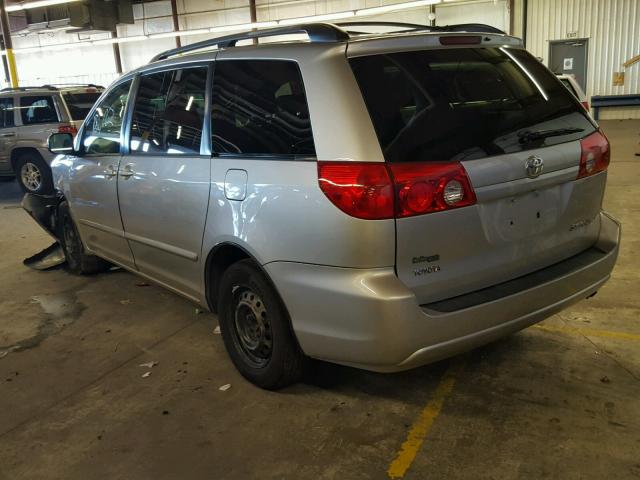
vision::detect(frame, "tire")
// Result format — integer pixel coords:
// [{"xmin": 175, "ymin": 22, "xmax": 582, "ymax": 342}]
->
[
  {"xmin": 15, "ymin": 152, "xmax": 54, "ymax": 195},
  {"xmin": 58, "ymin": 201, "xmax": 111, "ymax": 275},
  {"xmin": 217, "ymin": 259, "xmax": 305, "ymax": 389}
]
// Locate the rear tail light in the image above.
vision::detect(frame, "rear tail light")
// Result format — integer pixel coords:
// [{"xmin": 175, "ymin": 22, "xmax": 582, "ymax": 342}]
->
[
  {"xmin": 317, "ymin": 161, "xmax": 476, "ymax": 220},
  {"xmin": 578, "ymin": 130, "xmax": 610, "ymax": 179},
  {"xmin": 317, "ymin": 162, "xmax": 394, "ymax": 220},
  {"xmin": 390, "ymin": 163, "xmax": 477, "ymax": 217},
  {"xmin": 581, "ymin": 101, "xmax": 590, "ymax": 111},
  {"xmin": 58, "ymin": 125, "xmax": 78, "ymax": 136}
]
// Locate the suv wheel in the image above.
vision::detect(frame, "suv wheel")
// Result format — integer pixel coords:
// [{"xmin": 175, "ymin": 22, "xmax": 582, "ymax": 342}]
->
[
  {"xmin": 58, "ymin": 201, "xmax": 111, "ymax": 275},
  {"xmin": 217, "ymin": 259, "xmax": 305, "ymax": 389},
  {"xmin": 16, "ymin": 153, "xmax": 54, "ymax": 195}
]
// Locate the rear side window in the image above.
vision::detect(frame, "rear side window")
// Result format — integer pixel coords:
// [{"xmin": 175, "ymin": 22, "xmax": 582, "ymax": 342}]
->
[
  {"xmin": 350, "ymin": 47, "xmax": 595, "ymax": 163},
  {"xmin": 0, "ymin": 98, "xmax": 14, "ymax": 128},
  {"xmin": 63, "ymin": 91, "xmax": 103, "ymax": 120},
  {"xmin": 211, "ymin": 60, "xmax": 315, "ymax": 157},
  {"xmin": 20, "ymin": 96, "xmax": 58, "ymax": 125},
  {"xmin": 83, "ymin": 80, "xmax": 132, "ymax": 154},
  {"xmin": 130, "ymin": 67, "xmax": 207, "ymax": 155}
]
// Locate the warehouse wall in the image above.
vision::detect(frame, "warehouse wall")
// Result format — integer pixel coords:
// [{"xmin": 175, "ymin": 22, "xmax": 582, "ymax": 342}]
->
[
  {"xmin": 7, "ymin": 0, "xmax": 509, "ymax": 87},
  {"xmin": 7, "ymin": 0, "xmax": 637, "ymax": 120},
  {"xmin": 527, "ymin": 0, "xmax": 640, "ymax": 119}
]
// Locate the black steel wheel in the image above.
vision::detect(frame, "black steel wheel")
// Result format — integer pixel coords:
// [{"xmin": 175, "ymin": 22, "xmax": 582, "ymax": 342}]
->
[
  {"xmin": 232, "ymin": 288, "xmax": 273, "ymax": 368},
  {"xmin": 217, "ymin": 259, "xmax": 305, "ymax": 389}
]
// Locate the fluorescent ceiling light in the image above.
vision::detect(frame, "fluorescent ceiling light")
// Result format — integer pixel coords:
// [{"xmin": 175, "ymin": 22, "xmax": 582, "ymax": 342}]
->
[
  {"xmin": 210, "ymin": 20, "xmax": 277, "ymax": 33},
  {"xmin": 149, "ymin": 28, "xmax": 209, "ymax": 40},
  {"xmin": 278, "ymin": 11, "xmax": 355, "ymax": 26},
  {"xmin": 356, "ymin": 0, "xmax": 441, "ymax": 15},
  {"xmin": 5, "ymin": 0, "xmax": 82, "ymax": 12},
  {"xmin": 93, "ymin": 35, "xmax": 148, "ymax": 45}
]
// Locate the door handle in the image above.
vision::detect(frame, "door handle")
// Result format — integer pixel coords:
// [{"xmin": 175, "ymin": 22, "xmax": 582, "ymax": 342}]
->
[
  {"xmin": 0, "ymin": 132, "xmax": 15, "ymax": 138},
  {"xmin": 119, "ymin": 164, "xmax": 135, "ymax": 178},
  {"xmin": 105, "ymin": 165, "xmax": 117, "ymax": 178}
]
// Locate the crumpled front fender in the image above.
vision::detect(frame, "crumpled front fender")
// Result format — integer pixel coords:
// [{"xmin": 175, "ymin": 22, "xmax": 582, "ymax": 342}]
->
[{"xmin": 21, "ymin": 192, "xmax": 64, "ymax": 241}]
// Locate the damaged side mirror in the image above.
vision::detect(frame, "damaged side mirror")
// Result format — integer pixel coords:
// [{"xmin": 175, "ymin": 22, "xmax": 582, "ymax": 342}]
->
[{"xmin": 48, "ymin": 133, "xmax": 75, "ymax": 154}]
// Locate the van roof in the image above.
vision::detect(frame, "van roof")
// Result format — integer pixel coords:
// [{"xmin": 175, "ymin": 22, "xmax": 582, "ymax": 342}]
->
[{"xmin": 148, "ymin": 22, "xmax": 522, "ymax": 64}]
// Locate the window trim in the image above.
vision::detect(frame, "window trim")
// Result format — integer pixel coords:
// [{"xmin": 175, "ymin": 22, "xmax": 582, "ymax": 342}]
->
[
  {"xmin": 214, "ymin": 152, "xmax": 317, "ymax": 162},
  {"xmin": 0, "ymin": 97, "xmax": 15, "ymax": 130},
  {"xmin": 18, "ymin": 94, "xmax": 60, "ymax": 126},
  {"xmin": 210, "ymin": 58, "xmax": 317, "ymax": 159},
  {"xmin": 80, "ymin": 78, "xmax": 135, "ymax": 157},
  {"xmin": 123, "ymin": 61, "xmax": 213, "ymax": 158}
]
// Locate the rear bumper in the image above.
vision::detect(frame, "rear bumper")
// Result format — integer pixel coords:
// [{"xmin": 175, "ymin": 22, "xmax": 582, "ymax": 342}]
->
[{"xmin": 265, "ymin": 211, "xmax": 620, "ymax": 372}]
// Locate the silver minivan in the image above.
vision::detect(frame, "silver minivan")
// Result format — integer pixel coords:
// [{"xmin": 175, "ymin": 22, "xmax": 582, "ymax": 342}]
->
[{"xmin": 32, "ymin": 23, "xmax": 620, "ymax": 389}]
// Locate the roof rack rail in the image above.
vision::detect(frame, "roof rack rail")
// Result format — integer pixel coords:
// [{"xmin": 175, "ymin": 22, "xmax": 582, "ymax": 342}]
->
[
  {"xmin": 0, "ymin": 85, "xmax": 58, "ymax": 92},
  {"xmin": 151, "ymin": 23, "xmax": 349, "ymax": 62},
  {"xmin": 336, "ymin": 21, "xmax": 505, "ymax": 34},
  {"xmin": 150, "ymin": 21, "xmax": 506, "ymax": 62},
  {"xmin": 336, "ymin": 21, "xmax": 430, "ymax": 31},
  {"xmin": 48, "ymin": 83, "xmax": 105, "ymax": 89},
  {"xmin": 438, "ymin": 23, "xmax": 505, "ymax": 34}
]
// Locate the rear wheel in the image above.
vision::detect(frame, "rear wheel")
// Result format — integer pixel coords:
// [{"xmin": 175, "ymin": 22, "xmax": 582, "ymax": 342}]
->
[
  {"xmin": 15, "ymin": 153, "xmax": 53, "ymax": 195},
  {"xmin": 58, "ymin": 201, "xmax": 110, "ymax": 275},
  {"xmin": 217, "ymin": 259, "xmax": 305, "ymax": 389}
]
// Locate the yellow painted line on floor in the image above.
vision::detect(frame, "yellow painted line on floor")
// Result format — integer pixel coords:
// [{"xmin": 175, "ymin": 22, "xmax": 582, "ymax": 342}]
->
[
  {"xmin": 387, "ymin": 361, "xmax": 464, "ymax": 479},
  {"xmin": 534, "ymin": 324, "xmax": 640, "ymax": 342}
]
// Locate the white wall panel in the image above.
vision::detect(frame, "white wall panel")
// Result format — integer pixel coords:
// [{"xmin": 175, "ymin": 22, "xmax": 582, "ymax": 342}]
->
[
  {"xmin": 527, "ymin": 0, "xmax": 640, "ymax": 119},
  {"xmin": 4, "ymin": 0, "xmax": 509, "ymax": 88},
  {"xmin": 436, "ymin": 0, "xmax": 509, "ymax": 31}
]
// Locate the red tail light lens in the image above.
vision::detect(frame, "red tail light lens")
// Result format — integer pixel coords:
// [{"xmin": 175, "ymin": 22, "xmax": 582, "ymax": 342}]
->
[
  {"xmin": 58, "ymin": 125, "xmax": 78, "ymax": 136},
  {"xmin": 318, "ymin": 162, "xmax": 394, "ymax": 220},
  {"xmin": 578, "ymin": 130, "xmax": 610, "ymax": 179},
  {"xmin": 581, "ymin": 101, "xmax": 590, "ymax": 111},
  {"xmin": 390, "ymin": 162, "xmax": 476, "ymax": 218},
  {"xmin": 317, "ymin": 161, "xmax": 476, "ymax": 220}
]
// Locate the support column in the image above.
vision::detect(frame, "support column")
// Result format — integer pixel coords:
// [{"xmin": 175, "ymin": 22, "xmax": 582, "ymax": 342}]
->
[
  {"xmin": 0, "ymin": 37, "xmax": 10, "ymax": 85},
  {"xmin": 0, "ymin": 0, "xmax": 18, "ymax": 88},
  {"xmin": 170, "ymin": 0, "xmax": 181, "ymax": 48},
  {"xmin": 249, "ymin": 0, "xmax": 257, "ymax": 44},
  {"xmin": 112, "ymin": 31, "xmax": 123, "ymax": 74}
]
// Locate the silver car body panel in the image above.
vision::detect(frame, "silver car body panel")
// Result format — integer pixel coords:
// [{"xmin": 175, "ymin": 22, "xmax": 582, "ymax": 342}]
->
[
  {"xmin": 48, "ymin": 30, "xmax": 620, "ymax": 372},
  {"xmin": 266, "ymin": 212, "xmax": 619, "ymax": 371}
]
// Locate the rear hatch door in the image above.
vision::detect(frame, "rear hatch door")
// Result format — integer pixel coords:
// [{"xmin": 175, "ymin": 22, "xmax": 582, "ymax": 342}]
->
[{"xmin": 350, "ymin": 44, "xmax": 604, "ymax": 304}]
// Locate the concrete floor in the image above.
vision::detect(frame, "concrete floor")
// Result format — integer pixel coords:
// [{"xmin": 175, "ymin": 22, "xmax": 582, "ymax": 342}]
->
[{"xmin": 1, "ymin": 120, "xmax": 639, "ymax": 480}]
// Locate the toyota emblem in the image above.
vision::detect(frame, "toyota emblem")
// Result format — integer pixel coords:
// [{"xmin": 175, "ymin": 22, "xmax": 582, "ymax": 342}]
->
[{"xmin": 525, "ymin": 156, "xmax": 544, "ymax": 179}]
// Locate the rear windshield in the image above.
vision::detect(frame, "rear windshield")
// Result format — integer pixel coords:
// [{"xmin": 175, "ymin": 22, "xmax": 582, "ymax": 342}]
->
[
  {"xmin": 349, "ymin": 47, "xmax": 595, "ymax": 163},
  {"xmin": 63, "ymin": 91, "xmax": 103, "ymax": 120}
]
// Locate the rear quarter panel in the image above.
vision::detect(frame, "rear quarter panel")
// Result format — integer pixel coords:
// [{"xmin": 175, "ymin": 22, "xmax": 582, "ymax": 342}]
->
[{"xmin": 201, "ymin": 43, "xmax": 396, "ymax": 269}]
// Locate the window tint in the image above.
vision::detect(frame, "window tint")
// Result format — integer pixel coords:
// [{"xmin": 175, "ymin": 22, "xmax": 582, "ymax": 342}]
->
[
  {"xmin": 211, "ymin": 60, "xmax": 315, "ymax": 156},
  {"xmin": 20, "ymin": 96, "xmax": 58, "ymax": 125},
  {"xmin": 83, "ymin": 80, "xmax": 132, "ymax": 155},
  {"xmin": 350, "ymin": 47, "xmax": 595, "ymax": 163},
  {"xmin": 0, "ymin": 98, "xmax": 14, "ymax": 128},
  {"xmin": 63, "ymin": 91, "xmax": 103, "ymax": 120},
  {"xmin": 130, "ymin": 67, "xmax": 207, "ymax": 155}
]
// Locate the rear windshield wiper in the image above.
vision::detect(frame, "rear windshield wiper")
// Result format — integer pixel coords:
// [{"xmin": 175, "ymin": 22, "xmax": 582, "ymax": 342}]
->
[{"xmin": 518, "ymin": 127, "xmax": 584, "ymax": 144}]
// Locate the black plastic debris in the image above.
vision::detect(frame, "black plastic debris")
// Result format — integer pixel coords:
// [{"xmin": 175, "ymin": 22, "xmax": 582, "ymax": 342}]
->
[{"xmin": 23, "ymin": 242, "xmax": 66, "ymax": 270}]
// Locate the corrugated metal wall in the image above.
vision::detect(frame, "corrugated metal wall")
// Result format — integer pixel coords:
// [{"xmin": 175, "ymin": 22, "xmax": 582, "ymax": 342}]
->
[{"xmin": 527, "ymin": 0, "xmax": 640, "ymax": 119}]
